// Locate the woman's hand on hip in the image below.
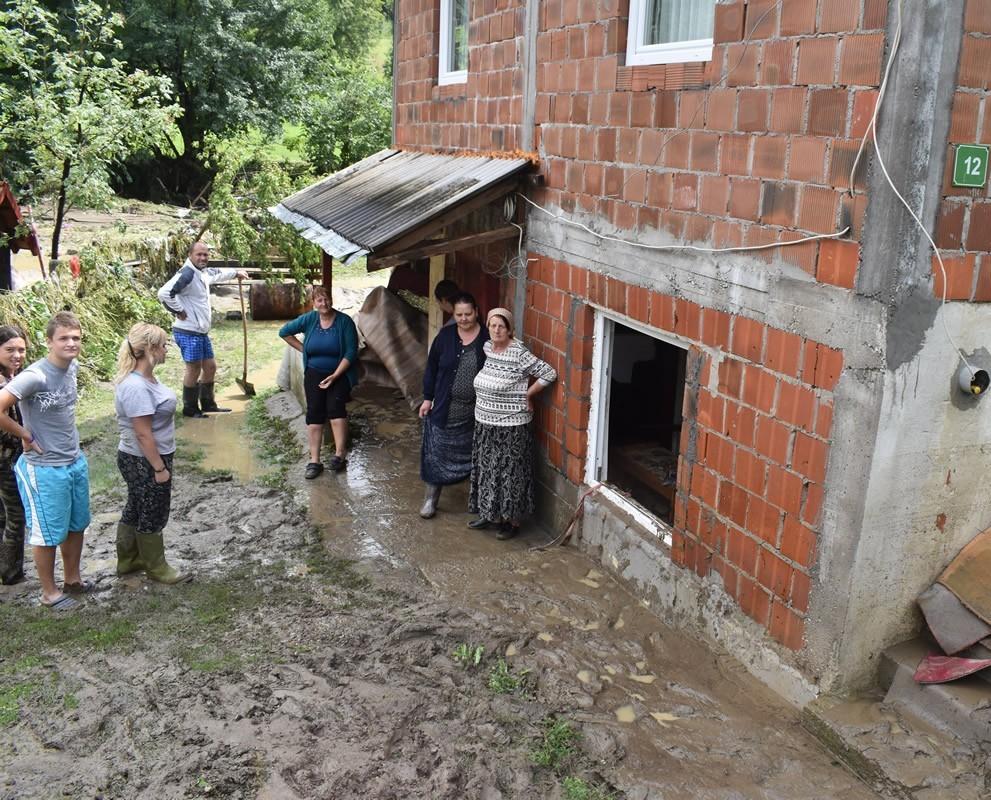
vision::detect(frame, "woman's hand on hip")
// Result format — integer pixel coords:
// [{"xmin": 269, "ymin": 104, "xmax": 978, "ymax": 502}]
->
[
  {"xmin": 154, "ymin": 468, "xmax": 171, "ymax": 484},
  {"xmin": 418, "ymin": 400, "xmax": 432, "ymax": 418}
]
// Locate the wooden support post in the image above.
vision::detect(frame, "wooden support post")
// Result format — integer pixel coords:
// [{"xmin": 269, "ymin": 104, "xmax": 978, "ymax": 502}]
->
[
  {"xmin": 321, "ymin": 251, "xmax": 333, "ymax": 293},
  {"xmin": 427, "ymin": 253, "xmax": 446, "ymax": 347}
]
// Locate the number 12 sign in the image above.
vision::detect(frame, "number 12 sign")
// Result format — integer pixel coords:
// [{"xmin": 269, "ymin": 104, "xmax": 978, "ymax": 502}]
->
[{"xmin": 953, "ymin": 144, "xmax": 989, "ymax": 188}]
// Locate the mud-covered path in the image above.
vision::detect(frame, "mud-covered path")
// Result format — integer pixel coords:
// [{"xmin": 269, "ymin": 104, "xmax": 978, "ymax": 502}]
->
[
  {"xmin": 0, "ymin": 379, "xmax": 879, "ymax": 799},
  {"xmin": 273, "ymin": 386, "xmax": 877, "ymax": 800}
]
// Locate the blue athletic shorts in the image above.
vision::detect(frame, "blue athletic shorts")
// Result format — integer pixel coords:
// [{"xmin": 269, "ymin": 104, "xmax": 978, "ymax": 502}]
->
[
  {"xmin": 173, "ymin": 329, "xmax": 214, "ymax": 363},
  {"xmin": 14, "ymin": 454, "xmax": 91, "ymax": 546}
]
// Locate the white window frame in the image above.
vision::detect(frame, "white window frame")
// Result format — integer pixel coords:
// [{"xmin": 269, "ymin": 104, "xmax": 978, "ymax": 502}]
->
[
  {"xmin": 626, "ymin": 0, "xmax": 714, "ymax": 67},
  {"xmin": 587, "ymin": 306, "xmax": 692, "ymax": 546},
  {"xmin": 439, "ymin": 0, "xmax": 468, "ymax": 86}
]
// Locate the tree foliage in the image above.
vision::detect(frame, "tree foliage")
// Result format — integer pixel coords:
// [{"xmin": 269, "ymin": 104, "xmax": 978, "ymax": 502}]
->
[
  {"xmin": 109, "ymin": 0, "xmax": 389, "ymax": 198},
  {"xmin": 0, "ymin": 0, "xmax": 179, "ymax": 259},
  {"xmin": 303, "ymin": 61, "xmax": 392, "ymax": 175},
  {"xmin": 201, "ymin": 132, "xmax": 320, "ymax": 286}
]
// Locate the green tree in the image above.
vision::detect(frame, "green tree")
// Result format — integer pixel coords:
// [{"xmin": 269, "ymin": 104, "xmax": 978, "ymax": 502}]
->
[
  {"xmin": 0, "ymin": 0, "xmax": 179, "ymax": 259},
  {"xmin": 202, "ymin": 132, "xmax": 320, "ymax": 286},
  {"xmin": 303, "ymin": 61, "xmax": 392, "ymax": 175},
  {"xmin": 110, "ymin": 0, "xmax": 387, "ymax": 198}
]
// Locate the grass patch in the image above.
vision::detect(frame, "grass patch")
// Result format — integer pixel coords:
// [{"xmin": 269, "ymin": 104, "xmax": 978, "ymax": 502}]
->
[
  {"xmin": 487, "ymin": 658, "xmax": 530, "ymax": 695},
  {"xmin": 531, "ymin": 717, "xmax": 580, "ymax": 771},
  {"xmin": 561, "ymin": 777, "xmax": 618, "ymax": 800},
  {"xmin": 245, "ymin": 386, "xmax": 300, "ymax": 490},
  {"xmin": 0, "ymin": 681, "xmax": 41, "ymax": 726},
  {"xmin": 452, "ymin": 643, "xmax": 485, "ymax": 669}
]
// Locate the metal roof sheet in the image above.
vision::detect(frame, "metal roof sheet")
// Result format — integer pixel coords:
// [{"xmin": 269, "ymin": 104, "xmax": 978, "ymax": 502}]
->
[{"xmin": 269, "ymin": 149, "xmax": 529, "ymax": 264}]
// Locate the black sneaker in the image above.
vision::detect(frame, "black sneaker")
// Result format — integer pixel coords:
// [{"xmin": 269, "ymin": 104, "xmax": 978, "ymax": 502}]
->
[
  {"xmin": 304, "ymin": 462, "xmax": 324, "ymax": 479},
  {"xmin": 467, "ymin": 518, "xmax": 493, "ymax": 530},
  {"xmin": 328, "ymin": 455, "xmax": 346, "ymax": 472}
]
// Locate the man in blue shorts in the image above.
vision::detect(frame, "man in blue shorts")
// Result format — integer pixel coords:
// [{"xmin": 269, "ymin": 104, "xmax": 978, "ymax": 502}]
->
[
  {"xmin": 0, "ymin": 311, "xmax": 90, "ymax": 611},
  {"xmin": 157, "ymin": 241, "xmax": 248, "ymax": 417}
]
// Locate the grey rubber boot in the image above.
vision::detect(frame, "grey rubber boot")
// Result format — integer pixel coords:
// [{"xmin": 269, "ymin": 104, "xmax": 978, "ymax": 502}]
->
[
  {"xmin": 135, "ymin": 532, "xmax": 191, "ymax": 584},
  {"xmin": 115, "ymin": 522, "xmax": 143, "ymax": 575},
  {"xmin": 419, "ymin": 484, "xmax": 442, "ymax": 519}
]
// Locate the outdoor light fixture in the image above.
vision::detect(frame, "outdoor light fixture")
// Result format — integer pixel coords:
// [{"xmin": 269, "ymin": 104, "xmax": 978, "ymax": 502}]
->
[{"xmin": 957, "ymin": 364, "xmax": 991, "ymax": 397}]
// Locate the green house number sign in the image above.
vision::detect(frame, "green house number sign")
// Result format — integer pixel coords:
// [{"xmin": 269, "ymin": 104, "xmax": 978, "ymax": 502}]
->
[{"xmin": 953, "ymin": 144, "xmax": 989, "ymax": 188}]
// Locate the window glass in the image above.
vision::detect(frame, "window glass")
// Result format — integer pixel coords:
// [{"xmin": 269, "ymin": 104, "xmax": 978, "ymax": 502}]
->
[
  {"xmin": 450, "ymin": 0, "xmax": 468, "ymax": 73},
  {"xmin": 627, "ymin": 0, "xmax": 716, "ymax": 66},
  {"xmin": 646, "ymin": 0, "xmax": 716, "ymax": 45}
]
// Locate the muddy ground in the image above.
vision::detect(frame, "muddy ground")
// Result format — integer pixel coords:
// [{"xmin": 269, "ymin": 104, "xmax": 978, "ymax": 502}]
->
[{"xmin": 0, "ymin": 377, "xmax": 882, "ymax": 800}]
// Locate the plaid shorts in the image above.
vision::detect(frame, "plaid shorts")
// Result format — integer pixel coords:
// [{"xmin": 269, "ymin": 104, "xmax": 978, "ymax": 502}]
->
[{"xmin": 173, "ymin": 329, "xmax": 214, "ymax": 363}]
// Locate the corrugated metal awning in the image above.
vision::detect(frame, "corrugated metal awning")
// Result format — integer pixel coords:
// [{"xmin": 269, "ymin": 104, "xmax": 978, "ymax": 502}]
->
[{"xmin": 269, "ymin": 149, "xmax": 529, "ymax": 265}]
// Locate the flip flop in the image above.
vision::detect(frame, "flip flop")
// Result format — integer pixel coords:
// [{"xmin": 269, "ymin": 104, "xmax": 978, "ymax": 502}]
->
[
  {"xmin": 63, "ymin": 579, "xmax": 97, "ymax": 594},
  {"xmin": 41, "ymin": 595, "xmax": 80, "ymax": 612}
]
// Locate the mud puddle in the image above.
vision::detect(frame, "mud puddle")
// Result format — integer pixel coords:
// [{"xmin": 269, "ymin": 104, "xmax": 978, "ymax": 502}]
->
[{"xmin": 176, "ymin": 359, "xmax": 282, "ymax": 482}]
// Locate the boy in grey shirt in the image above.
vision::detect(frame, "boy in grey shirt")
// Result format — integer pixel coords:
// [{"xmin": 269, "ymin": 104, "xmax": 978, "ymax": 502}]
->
[{"xmin": 0, "ymin": 311, "xmax": 90, "ymax": 610}]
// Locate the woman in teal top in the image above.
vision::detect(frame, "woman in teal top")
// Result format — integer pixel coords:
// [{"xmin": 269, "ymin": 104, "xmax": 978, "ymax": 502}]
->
[{"xmin": 279, "ymin": 285, "xmax": 359, "ymax": 478}]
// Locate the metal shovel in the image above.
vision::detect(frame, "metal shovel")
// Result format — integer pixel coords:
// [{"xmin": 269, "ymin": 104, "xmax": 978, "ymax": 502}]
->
[{"xmin": 236, "ymin": 277, "xmax": 256, "ymax": 396}]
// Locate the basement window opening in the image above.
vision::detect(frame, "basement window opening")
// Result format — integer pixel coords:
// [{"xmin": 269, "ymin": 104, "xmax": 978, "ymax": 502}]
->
[{"xmin": 589, "ymin": 314, "xmax": 687, "ymax": 534}]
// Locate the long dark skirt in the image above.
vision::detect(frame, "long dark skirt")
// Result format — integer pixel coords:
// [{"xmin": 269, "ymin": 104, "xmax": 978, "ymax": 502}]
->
[
  {"xmin": 469, "ymin": 422, "xmax": 534, "ymax": 523},
  {"xmin": 421, "ymin": 416, "xmax": 475, "ymax": 486}
]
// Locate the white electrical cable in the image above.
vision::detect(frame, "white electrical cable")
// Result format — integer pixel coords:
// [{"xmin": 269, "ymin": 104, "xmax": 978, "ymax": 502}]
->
[
  {"xmin": 850, "ymin": 0, "xmax": 974, "ymax": 374},
  {"xmin": 518, "ymin": 192, "xmax": 850, "ymax": 254}
]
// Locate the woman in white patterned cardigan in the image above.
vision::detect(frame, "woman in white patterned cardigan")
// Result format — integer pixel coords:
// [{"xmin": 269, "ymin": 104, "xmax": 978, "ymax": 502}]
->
[{"xmin": 468, "ymin": 308, "xmax": 557, "ymax": 540}]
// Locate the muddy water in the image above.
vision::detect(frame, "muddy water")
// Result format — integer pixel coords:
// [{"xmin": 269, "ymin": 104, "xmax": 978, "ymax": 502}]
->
[
  {"xmin": 300, "ymin": 388, "xmax": 877, "ymax": 799},
  {"xmin": 176, "ymin": 359, "xmax": 282, "ymax": 482}
]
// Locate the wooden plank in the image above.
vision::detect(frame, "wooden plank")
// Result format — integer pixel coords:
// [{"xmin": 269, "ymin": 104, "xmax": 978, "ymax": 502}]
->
[
  {"xmin": 366, "ymin": 225, "xmax": 520, "ymax": 271},
  {"xmin": 375, "ymin": 179, "xmax": 520, "ymax": 256},
  {"xmin": 427, "ymin": 252, "xmax": 446, "ymax": 349}
]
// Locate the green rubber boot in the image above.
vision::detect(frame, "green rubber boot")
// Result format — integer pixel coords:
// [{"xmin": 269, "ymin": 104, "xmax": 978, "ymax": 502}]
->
[
  {"xmin": 135, "ymin": 532, "xmax": 191, "ymax": 584},
  {"xmin": 115, "ymin": 522, "xmax": 143, "ymax": 575}
]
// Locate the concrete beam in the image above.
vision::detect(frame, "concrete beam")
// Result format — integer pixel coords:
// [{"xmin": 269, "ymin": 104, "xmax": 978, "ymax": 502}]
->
[{"xmin": 528, "ymin": 217, "xmax": 886, "ymax": 369}]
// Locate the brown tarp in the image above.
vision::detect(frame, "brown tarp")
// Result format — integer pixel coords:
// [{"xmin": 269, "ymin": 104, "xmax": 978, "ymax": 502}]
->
[
  {"xmin": 937, "ymin": 527, "xmax": 991, "ymax": 626},
  {"xmin": 356, "ymin": 286, "xmax": 427, "ymax": 410}
]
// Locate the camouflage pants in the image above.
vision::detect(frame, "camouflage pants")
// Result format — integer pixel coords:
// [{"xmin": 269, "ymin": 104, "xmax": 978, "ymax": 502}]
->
[{"xmin": 0, "ymin": 458, "xmax": 25, "ymax": 584}]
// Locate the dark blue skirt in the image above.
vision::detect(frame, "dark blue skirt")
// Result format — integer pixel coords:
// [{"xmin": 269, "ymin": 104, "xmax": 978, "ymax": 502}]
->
[{"xmin": 420, "ymin": 415, "xmax": 475, "ymax": 486}]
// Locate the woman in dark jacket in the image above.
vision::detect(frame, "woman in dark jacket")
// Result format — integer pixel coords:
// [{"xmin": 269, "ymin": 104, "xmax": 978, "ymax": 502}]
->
[
  {"xmin": 279, "ymin": 285, "xmax": 359, "ymax": 478},
  {"xmin": 418, "ymin": 292, "xmax": 488, "ymax": 518}
]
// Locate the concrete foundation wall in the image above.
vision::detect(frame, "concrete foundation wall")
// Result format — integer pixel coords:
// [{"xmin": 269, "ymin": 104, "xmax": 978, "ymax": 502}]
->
[
  {"xmin": 838, "ymin": 303, "xmax": 991, "ymax": 683},
  {"xmin": 567, "ymin": 487, "xmax": 818, "ymax": 707}
]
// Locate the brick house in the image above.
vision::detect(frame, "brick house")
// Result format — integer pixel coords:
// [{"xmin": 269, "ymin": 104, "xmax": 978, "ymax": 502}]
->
[{"xmin": 278, "ymin": 0, "xmax": 991, "ymax": 702}]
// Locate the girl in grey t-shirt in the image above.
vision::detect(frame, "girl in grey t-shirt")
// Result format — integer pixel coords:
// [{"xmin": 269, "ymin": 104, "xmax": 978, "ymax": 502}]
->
[{"xmin": 112, "ymin": 323, "xmax": 189, "ymax": 584}]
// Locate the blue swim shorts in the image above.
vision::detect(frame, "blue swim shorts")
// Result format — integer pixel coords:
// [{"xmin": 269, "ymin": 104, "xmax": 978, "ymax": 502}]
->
[
  {"xmin": 173, "ymin": 329, "xmax": 215, "ymax": 363},
  {"xmin": 14, "ymin": 454, "xmax": 91, "ymax": 547}
]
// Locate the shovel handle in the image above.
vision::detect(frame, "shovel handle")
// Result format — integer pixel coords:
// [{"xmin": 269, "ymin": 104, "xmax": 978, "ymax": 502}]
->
[{"xmin": 238, "ymin": 277, "xmax": 249, "ymax": 379}]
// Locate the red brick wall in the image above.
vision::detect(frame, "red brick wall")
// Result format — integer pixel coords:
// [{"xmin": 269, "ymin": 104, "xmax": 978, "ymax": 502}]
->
[
  {"xmin": 392, "ymin": 0, "xmax": 892, "ymax": 652},
  {"xmin": 525, "ymin": 255, "xmax": 840, "ymax": 651},
  {"xmin": 395, "ymin": 0, "xmax": 527, "ymax": 152},
  {"xmin": 532, "ymin": 0, "xmax": 883, "ymax": 287},
  {"xmin": 933, "ymin": 0, "xmax": 991, "ymax": 301}
]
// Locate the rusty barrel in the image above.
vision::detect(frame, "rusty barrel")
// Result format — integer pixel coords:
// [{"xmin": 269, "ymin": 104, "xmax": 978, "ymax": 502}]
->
[{"xmin": 249, "ymin": 282, "xmax": 312, "ymax": 320}]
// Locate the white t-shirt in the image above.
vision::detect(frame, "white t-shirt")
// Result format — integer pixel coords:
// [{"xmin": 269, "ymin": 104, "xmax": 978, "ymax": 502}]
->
[{"xmin": 115, "ymin": 372, "xmax": 177, "ymax": 457}]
